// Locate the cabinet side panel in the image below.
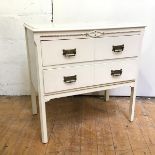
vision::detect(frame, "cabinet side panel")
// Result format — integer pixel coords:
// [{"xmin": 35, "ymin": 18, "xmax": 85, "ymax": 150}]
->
[{"xmin": 25, "ymin": 28, "xmax": 38, "ymax": 93}]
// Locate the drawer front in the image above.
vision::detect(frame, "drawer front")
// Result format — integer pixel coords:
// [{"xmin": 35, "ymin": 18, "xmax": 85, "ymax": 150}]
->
[
  {"xmin": 95, "ymin": 34, "xmax": 141, "ymax": 60},
  {"xmin": 94, "ymin": 58, "xmax": 138, "ymax": 85},
  {"xmin": 43, "ymin": 64, "xmax": 94, "ymax": 93},
  {"xmin": 41, "ymin": 38, "xmax": 94, "ymax": 66}
]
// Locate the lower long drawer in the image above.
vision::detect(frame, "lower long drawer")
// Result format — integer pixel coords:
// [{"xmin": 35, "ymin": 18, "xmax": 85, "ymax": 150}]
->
[
  {"xmin": 43, "ymin": 64, "xmax": 94, "ymax": 93},
  {"xmin": 43, "ymin": 58, "xmax": 138, "ymax": 94},
  {"xmin": 94, "ymin": 58, "xmax": 138, "ymax": 85}
]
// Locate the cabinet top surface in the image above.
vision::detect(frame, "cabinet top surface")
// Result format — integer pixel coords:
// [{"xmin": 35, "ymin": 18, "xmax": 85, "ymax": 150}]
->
[{"xmin": 24, "ymin": 22, "xmax": 145, "ymax": 32}]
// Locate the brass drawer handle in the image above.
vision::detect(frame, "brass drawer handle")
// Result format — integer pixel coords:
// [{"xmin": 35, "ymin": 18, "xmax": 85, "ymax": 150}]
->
[
  {"xmin": 64, "ymin": 75, "xmax": 77, "ymax": 83},
  {"xmin": 63, "ymin": 48, "xmax": 76, "ymax": 57},
  {"xmin": 111, "ymin": 69, "xmax": 122, "ymax": 77},
  {"xmin": 112, "ymin": 44, "xmax": 124, "ymax": 53}
]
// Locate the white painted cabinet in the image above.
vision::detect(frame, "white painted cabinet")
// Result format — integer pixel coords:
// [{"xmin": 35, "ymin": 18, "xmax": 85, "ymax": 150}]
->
[{"xmin": 24, "ymin": 23, "xmax": 145, "ymax": 143}]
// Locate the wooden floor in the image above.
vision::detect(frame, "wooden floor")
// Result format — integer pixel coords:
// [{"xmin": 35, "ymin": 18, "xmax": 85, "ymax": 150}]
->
[{"xmin": 0, "ymin": 96, "xmax": 155, "ymax": 155}]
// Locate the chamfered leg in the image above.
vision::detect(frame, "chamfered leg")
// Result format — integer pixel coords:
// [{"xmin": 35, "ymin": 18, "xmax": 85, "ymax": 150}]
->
[{"xmin": 38, "ymin": 95, "xmax": 48, "ymax": 143}]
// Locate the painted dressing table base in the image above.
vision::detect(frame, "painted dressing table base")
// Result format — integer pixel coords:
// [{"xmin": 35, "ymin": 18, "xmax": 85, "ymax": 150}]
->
[{"xmin": 25, "ymin": 23, "xmax": 145, "ymax": 143}]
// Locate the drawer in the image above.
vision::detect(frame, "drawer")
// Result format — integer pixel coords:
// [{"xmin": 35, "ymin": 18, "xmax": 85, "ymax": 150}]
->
[
  {"xmin": 94, "ymin": 58, "xmax": 138, "ymax": 85},
  {"xmin": 43, "ymin": 64, "xmax": 94, "ymax": 93},
  {"xmin": 95, "ymin": 34, "xmax": 141, "ymax": 60},
  {"xmin": 41, "ymin": 38, "xmax": 94, "ymax": 66}
]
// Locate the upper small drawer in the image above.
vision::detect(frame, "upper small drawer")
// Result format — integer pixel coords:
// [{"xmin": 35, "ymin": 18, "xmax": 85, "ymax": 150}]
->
[
  {"xmin": 41, "ymin": 38, "xmax": 94, "ymax": 66},
  {"xmin": 95, "ymin": 34, "xmax": 141, "ymax": 60}
]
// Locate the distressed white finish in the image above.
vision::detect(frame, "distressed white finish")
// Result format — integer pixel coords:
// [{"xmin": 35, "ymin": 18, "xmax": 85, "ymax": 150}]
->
[{"xmin": 25, "ymin": 23, "xmax": 144, "ymax": 143}]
